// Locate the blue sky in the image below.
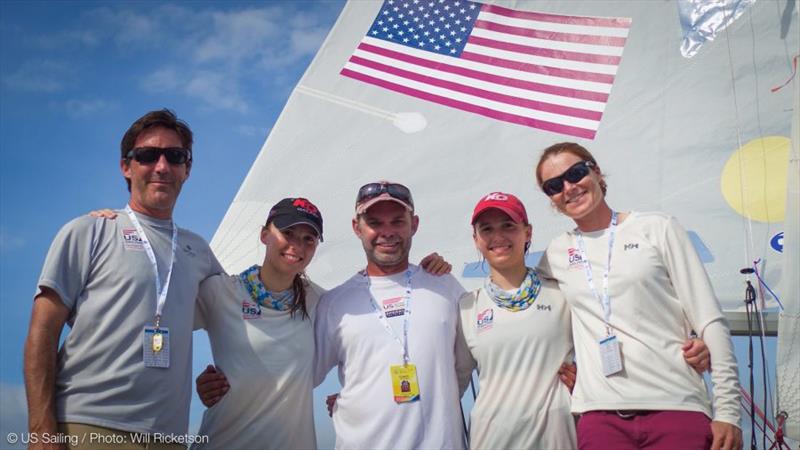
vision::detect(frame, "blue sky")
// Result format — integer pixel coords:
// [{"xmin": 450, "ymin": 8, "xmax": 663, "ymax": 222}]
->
[
  {"xmin": 0, "ymin": 1, "xmax": 787, "ymax": 449},
  {"xmin": 0, "ymin": 0, "xmax": 345, "ymax": 445}
]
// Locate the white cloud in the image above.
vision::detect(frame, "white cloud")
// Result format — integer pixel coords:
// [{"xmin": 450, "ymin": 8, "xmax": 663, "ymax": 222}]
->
[
  {"xmin": 140, "ymin": 67, "xmax": 181, "ymax": 93},
  {"xmin": 194, "ymin": 8, "xmax": 282, "ymax": 65},
  {"xmin": 62, "ymin": 99, "xmax": 116, "ymax": 118},
  {"xmin": 82, "ymin": 7, "xmax": 160, "ymax": 47},
  {"xmin": 1, "ymin": 60, "xmax": 72, "ymax": 93},
  {"xmin": 176, "ymin": 4, "xmax": 334, "ymax": 111},
  {"xmin": 30, "ymin": 29, "xmax": 100, "ymax": 50},
  {"xmin": 8, "ymin": 3, "xmax": 339, "ymax": 113},
  {"xmin": 236, "ymin": 124, "xmax": 267, "ymax": 138},
  {"xmin": 0, "ymin": 228, "xmax": 26, "ymax": 251},
  {"xmin": 185, "ymin": 71, "xmax": 249, "ymax": 114},
  {"xmin": 290, "ymin": 25, "xmax": 330, "ymax": 57}
]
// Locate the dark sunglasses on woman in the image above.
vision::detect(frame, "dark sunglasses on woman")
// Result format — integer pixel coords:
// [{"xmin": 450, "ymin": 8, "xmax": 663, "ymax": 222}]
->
[{"xmin": 541, "ymin": 160, "xmax": 595, "ymax": 196}]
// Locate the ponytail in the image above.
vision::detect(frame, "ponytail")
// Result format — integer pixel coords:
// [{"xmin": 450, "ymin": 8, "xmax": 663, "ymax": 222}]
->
[{"xmin": 290, "ymin": 272, "xmax": 309, "ymax": 320}]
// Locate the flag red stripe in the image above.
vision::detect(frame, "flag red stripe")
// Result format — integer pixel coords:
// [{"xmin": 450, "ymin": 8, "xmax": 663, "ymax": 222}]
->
[
  {"xmin": 473, "ymin": 19, "xmax": 627, "ymax": 47},
  {"xmin": 357, "ymin": 42, "xmax": 612, "ymax": 99},
  {"xmin": 481, "ymin": 3, "xmax": 632, "ymax": 29},
  {"xmin": 469, "ymin": 34, "xmax": 622, "ymax": 65},
  {"xmin": 341, "ymin": 67, "xmax": 598, "ymax": 139},
  {"xmin": 461, "ymin": 49, "xmax": 616, "ymax": 83},
  {"xmin": 349, "ymin": 55, "xmax": 603, "ymax": 120}
]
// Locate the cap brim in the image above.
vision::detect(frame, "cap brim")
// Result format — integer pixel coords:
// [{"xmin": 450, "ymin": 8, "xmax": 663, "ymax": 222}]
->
[
  {"xmin": 471, "ymin": 205, "xmax": 525, "ymax": 224},
  {"xmin": 271, "ymin": 217, "xmax": 323, "ymax": 242}
]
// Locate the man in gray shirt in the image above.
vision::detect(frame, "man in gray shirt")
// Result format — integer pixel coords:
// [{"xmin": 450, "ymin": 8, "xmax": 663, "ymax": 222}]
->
[{"xmin": 24, "ymin": 109, "xmax": 222, "ymax": 449}]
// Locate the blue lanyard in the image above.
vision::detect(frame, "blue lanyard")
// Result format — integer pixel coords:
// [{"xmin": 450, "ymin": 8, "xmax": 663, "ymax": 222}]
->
[
  {"xmin": 365, "ymin": 269, "xmax": 413, "ymax": 365},
  {"xmin": 575, "ymin": 211, "xmax": 618, "ymax": 336}
]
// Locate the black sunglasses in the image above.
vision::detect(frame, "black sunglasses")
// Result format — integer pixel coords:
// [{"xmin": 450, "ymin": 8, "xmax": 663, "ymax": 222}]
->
[
  {"xmin": 356, "ymin": 182, "xmax": 414, "ymax": 208},
  {"xmin": 126, "ymin": 147, "xmax": 191, "ymax": 165},
  {"xmin": 541, "ymin": 160, "xmax": 595, "ymax": 196}
]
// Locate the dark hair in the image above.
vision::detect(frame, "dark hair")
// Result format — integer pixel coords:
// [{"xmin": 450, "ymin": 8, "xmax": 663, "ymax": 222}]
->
[
  {"xmin": 120, "ymin": 109, "xmax": 193, "ymax": 191},
  {"xmin": 290, "ymin": 273, "xmax": 310, "ymax": 320},
  {"xmin": 263, "ymin": 221, "xmax": 311, "ymax": 320},
  {"xmin": 535, "ymin": 142, "xmax": 607, "ymax": 195}
]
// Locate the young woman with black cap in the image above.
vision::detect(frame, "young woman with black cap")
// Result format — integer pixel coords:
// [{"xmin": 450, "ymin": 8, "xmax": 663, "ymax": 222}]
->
[{"xmin": 191, "ymin": 197, "xmax": 327, "ymax": 449}]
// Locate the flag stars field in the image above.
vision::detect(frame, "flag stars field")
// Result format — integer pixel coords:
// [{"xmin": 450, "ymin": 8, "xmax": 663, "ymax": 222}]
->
[{"xmin": 347, "ymin": 0, "xmax": 631, "ymax": 139}]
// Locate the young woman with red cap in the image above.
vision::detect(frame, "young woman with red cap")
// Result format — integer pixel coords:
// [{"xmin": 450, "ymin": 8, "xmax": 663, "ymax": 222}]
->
[
  {"xmin": 535, "ymin": 143, "xmax": 742, "ymax": 450},
  {"xmin": 455, "ymin": 191, "xmax": 713, "ymax": 449},
  {"xmin": 455, "ymin": 192, "xmax": 578, "ymax": 449}
]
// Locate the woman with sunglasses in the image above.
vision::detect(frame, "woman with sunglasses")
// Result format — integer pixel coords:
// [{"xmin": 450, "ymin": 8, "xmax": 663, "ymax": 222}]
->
[
  {"xmin": 535, "ymin": 143, "xmax": 742, "ymax": 450},
  {"xmin": 454, "ymin": 192, "xmax": 709, "ymax": 449}
]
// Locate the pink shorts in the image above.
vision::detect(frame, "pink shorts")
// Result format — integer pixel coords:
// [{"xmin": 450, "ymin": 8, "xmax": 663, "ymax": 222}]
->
[{"xmin": 577, "ymin": 410, "xmax": 712, "ymax": 450}]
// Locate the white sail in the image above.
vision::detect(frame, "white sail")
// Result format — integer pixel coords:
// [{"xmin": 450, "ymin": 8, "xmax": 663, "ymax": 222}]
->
[
  {"xmin": 776, "ymin": 63, "xmax": 799, "ymax": 441},
  {"xmin": 210, "ymin": 0, "xmax": 798, "ymax": 316}
]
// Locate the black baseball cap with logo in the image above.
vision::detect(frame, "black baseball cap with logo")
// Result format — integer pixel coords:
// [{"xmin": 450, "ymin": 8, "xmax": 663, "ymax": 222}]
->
[{"xmin": 266, "ymin": 197, "xmax": 324, "ymax": 241}]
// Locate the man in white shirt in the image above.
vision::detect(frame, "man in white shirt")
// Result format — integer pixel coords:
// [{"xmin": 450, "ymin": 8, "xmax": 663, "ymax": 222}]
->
[{"xmin": 314, "ymin": 181, "xmax": 467, "ymax": 450}]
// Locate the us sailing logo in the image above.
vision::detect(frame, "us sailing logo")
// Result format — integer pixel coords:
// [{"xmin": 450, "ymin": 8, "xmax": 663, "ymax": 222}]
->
[
  {"xmin": 122, "ymin": 228, "xmax": 144, "ymax": 251},
  {"xmin": 477, "ymin": 308, "xmax": 494, "ymax": 333},
  {"xmin": 567, "ymin": 247, "xmax": 585, "ymax": 269},
  {"xmin": 242, "ymin": 300, "xmax": 261, "ymax": 320}
]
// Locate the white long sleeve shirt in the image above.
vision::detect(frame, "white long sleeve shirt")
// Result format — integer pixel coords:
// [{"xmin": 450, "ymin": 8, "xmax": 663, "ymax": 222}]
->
[{"xmin": 538, "ymin": 211, "xmax": 741, "ymax": 426}]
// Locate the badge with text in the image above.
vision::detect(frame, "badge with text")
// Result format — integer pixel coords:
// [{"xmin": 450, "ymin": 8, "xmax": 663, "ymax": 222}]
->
[
  {"xmin": 241, "ymin": 300, "xmax": 262, "ymax": 320},
  {"xmin": 476, "ymin": 308, "xmax": 494, "ymax": 333},
  {"xmin": 382, "ymin": 296, "xmax": 406, "ymax": 318},
  {"xmin": 390, "ymin": 364, "xmax": 420, "ymax": 403},
  {"xmin": 122, "ymin": 228, "xmax": 145, "ymax": 251},
  {"xmin": 567, "ymin": 247, "xmax": 586, "ymax": 270},
  {"xmin": 599, "ymin": 335, "xmax": 623, "ymax": 376},
  {"xmin": 143, "ymin": 327, "xmax": 170, "ymax": 368}
]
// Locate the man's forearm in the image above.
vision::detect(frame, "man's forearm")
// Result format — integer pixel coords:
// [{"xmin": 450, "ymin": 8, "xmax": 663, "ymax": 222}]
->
[
  {"xmin": 24, "ymin": 292, "xmax": 69, "ymax": 435},
  {"xmin": 24, "ymin": 324, "xmax": 60, "ymax": 434}
]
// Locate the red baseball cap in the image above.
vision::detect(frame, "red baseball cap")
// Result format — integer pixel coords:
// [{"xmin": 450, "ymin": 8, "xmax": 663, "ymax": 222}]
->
[{"xmin": 471, "ymin": 192, "xmax": 528, "ymax": 225}]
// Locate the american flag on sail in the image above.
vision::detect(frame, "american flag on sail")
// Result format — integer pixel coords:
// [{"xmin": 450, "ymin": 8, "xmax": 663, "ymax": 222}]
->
[{"xmin": 341, "ymin": 0, "xmax": 631, "ymax": 139}]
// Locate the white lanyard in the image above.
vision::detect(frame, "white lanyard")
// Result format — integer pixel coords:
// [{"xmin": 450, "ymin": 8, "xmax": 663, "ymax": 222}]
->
[
  {"xmin": 365, "ymin": 269, "xmax": 413, "ymax": 365},
  {"xmin": 575, "ymin": 211, "xmax": 617, "ymax": 336},
  {"xmin": 125, "ymin": 205, "xmax": 178, "ymax": 329}
]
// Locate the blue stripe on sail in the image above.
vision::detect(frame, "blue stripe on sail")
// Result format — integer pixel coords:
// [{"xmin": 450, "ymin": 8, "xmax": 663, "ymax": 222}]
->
[{"xmin": 687, "ymin": 230, "xmax": 714, "ymax": 263}]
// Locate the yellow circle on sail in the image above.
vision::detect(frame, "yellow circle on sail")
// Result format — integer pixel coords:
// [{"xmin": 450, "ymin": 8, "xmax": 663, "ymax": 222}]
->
[{"xmin": 720, "ymin": 136, "xmax": 791, "ymax": 223}]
